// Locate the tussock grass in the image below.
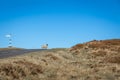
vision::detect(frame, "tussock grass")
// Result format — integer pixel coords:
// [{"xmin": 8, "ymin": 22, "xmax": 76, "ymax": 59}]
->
[{"xmin": 0, "ymin": 39, "xmax": 120, "ymax": 80}]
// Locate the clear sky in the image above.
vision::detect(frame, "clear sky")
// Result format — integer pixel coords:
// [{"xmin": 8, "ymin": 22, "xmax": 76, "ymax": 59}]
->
[{"xmin": 0, "ymin": 0, "xmax": 120, "ymax": 49}]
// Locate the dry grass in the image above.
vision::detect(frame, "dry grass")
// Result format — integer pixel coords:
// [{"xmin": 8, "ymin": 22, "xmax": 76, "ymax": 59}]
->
[
  {"xmin": 104, "ymin": 56, "xmax": 120, "ymax": 64},
  {"xmin": 0, "ymin": 61, "xmax": 43, "ymax": 79},
  {"xmin": 0, "ymin": 39, "xmax": 120, "ymax": 80}
]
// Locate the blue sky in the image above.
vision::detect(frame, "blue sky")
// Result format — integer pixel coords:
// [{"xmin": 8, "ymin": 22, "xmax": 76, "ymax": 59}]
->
[{"xmin": 0, "ymin": 0, "xmax": 120, "ymax": 49}]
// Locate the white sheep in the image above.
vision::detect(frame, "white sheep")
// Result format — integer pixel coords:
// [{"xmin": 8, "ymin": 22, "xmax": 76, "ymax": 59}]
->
[{"xmin": 41, "ymin": 44, "xmax": 48, "ymax": 49}]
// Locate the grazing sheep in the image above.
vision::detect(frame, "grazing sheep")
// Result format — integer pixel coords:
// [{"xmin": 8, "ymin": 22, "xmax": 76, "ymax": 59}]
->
[{"xmin": 41, "ymin": 44, "xmax": 48, "ymax": 49}]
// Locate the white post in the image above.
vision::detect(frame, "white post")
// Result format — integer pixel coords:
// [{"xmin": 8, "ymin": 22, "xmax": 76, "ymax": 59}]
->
[{"xmin": 5, "ymin": 34, "xmax": 12, "ymax": 48}]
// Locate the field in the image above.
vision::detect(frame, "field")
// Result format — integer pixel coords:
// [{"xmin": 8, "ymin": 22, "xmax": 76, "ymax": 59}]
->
[{"xmin": 0, "ymin": 39, "xmax": 120, "ymax": 80}]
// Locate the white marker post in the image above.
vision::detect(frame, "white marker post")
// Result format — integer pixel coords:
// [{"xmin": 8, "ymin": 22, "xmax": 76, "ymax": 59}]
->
[{"xmin": 5, "ymin": 34, "xmax": 12, "ymax": 48}]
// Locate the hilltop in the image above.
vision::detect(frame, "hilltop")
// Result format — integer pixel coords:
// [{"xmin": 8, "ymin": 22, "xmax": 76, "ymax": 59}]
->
[
  {"xmin": 70, "ymin": 39, "xmax": 120, "ymax": 51},
  {"xmin": 70, "ymin": 39, "xmax": 120, "ymax": 63}
]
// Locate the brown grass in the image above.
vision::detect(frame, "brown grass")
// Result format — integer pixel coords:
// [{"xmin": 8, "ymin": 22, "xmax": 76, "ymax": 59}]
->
[
  {"xmin": 0, "ymin": 60, "xmax": 43, "ymax": 79},
  {"xmin": 91, "ymin": 50, "xmax": 107, "ymax": 56},
  {"xmin": 104, "ymin": 56, "xmax": 120, "ymax": 64},
  {"xmin": 70, "ymin": 39, "xmax": 120, "ymax": 51},
  {"xmin": 45, "ymin": 54, "xmax": 60, "ymax": 60},
  {"xmin": 0, "ymin": 39, "xmax": 120, "ymax": 80}
]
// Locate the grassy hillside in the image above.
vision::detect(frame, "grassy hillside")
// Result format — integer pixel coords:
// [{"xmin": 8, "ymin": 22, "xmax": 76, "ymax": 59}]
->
[
  {"xmin": 70, "ymin": 39, "xmax": 120, "ymax": 63},
  {"xmin": 0, "ymin": 39, "xmax": 120, "ymax": 80}
]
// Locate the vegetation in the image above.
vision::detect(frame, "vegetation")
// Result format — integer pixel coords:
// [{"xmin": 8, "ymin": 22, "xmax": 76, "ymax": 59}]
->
[{"xmin": 0, "ymin": 39, "xmax": 120, "ymax": 80}]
